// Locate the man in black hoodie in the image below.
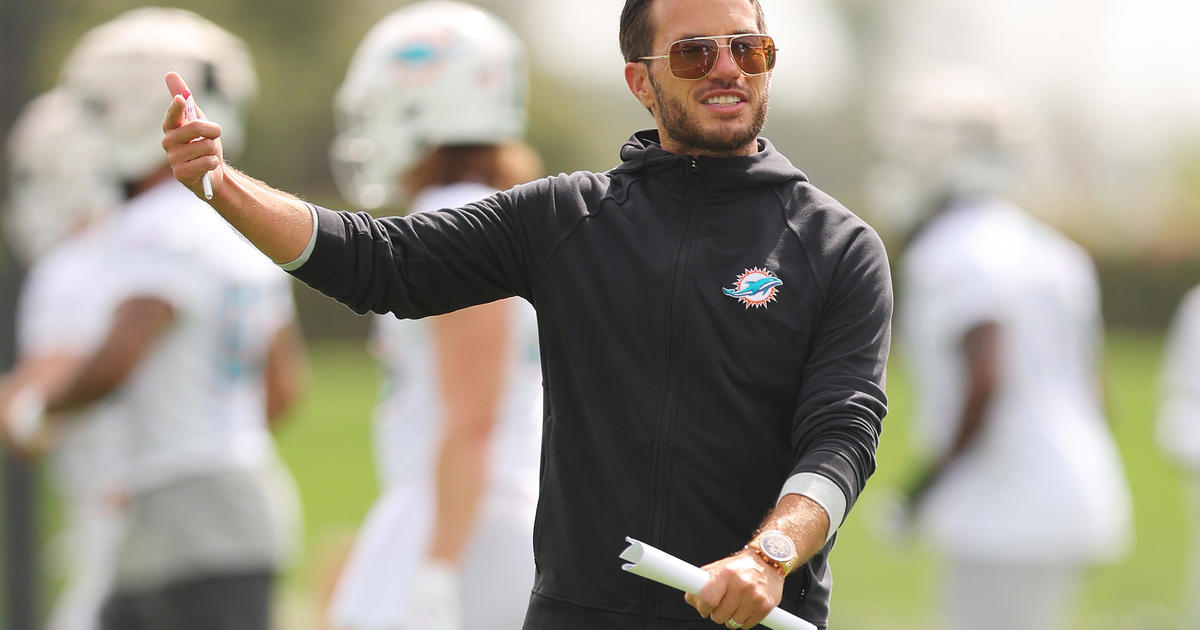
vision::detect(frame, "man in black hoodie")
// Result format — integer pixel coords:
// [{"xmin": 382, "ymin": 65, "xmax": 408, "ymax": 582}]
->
[{"xmin": 160, "ymin": 1, "xmax": 891, "ymax": 628}]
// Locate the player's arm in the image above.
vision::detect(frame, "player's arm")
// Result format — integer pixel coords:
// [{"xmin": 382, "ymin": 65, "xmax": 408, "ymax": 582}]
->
[
  {"xmin": 162, "ymin": 72, "xmax": 313, "ymax": 265},
  {"xmin": 0, "ymin": 353, "xmax": 81, "ymax": 455},
  {"xmin": 44, "ymin": 297, "xmax": 175, "ymax": 415},
  {"xmin": 690, "ymin": 225, "xmax": 892, "ymax": 629},
  {"xmin": 264, "ymin": 319, "xmax": 309, "ymax": 429},
  {"xmin": 904, "ymin": 321, "xmax": 1000, "ymax": 507},
  {"xmin": 398, "ymin": 301, "xmax": 510, "ymax": 629},
  {"xmin": 426, "ymin": 300, "xmax": 510, "ymax": 565}
]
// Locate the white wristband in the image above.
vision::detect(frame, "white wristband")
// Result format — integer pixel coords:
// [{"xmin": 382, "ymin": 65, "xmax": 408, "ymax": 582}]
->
[{"xmin": 7, "ymin": 385, "xmax": 47, "ymax": 447}]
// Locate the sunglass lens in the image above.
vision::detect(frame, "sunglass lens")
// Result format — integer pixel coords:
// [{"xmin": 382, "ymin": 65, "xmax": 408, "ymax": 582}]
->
[
  {"xmin": 731, "ymin": 35, "xmax": 776, "ymax": 75},
  {"xmin": 669, "ymin": 39, "xmax": 718, "ymax": 80}
]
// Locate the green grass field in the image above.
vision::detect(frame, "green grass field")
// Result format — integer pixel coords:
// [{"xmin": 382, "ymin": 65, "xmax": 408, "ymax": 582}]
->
[
  {"xmin": 23, "ymin": 329, "xmax": 1195, "ymax": 629},
  {"xmin": 269, "ymin": 328, "xmax": 1196, "ymax": 630}
]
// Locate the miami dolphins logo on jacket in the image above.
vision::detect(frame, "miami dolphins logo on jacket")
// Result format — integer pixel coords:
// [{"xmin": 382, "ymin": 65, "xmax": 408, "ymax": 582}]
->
[{"xmin": 723, "ymin": 267, "xmax": 783, "ymax": 309}]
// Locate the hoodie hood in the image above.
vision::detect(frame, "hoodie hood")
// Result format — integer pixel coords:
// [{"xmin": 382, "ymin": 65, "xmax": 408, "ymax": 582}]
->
[{"xmin": 611, "ymin": 129, "xmax": 809, "ymax": 189}]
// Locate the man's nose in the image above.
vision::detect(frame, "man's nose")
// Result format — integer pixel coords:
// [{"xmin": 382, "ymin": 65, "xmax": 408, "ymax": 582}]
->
[{"xmin": 708, "ymin": 43, "xmax": 742, "ymax": 79}]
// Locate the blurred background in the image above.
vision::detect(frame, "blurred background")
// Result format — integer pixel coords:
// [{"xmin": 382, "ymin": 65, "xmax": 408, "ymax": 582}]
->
[{"xmin": 2, "ymin": 0, "xmax": 1199, "ymax": 628}]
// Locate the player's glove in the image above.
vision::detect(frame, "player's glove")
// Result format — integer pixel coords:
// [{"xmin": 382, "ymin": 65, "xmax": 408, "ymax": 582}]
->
[
  {"xmin": 0, "ymin": 382, "xmax": 53, "ymax": 457},
  {"xmin": 401, "ymin": 560, "xmax": 463, "ymax": 630}
]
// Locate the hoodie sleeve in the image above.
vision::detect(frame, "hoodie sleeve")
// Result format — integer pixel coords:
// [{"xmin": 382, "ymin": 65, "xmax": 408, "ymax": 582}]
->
[
  {"xmin": 287, "ymin": 179, "xmax": 563, "ymax": 318},
  {"xmin": 784, "ymin": 199, "xmax": 893, "ymax": 538},
  {"xmin": 287, "ymin": 172, "xmax": 607, "ymax": 319}
]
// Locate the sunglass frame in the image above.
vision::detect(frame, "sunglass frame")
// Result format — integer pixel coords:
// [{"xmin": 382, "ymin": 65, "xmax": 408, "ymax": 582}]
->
[{"xmin": 638, "ymin": 33, "xmax": 777, "ymax": 80}]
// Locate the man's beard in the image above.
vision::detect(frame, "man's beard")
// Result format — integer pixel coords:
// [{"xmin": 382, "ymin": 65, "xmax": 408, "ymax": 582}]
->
[{"xmin": 649, "ymin": 74, "xmax": 768, "ymax": 155}]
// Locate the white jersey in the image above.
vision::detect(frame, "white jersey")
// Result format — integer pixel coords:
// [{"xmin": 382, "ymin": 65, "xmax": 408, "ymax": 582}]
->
[
  {"xmin": 1158, "ymin": 286, "xmax": 1200, "ymax": 468},
  {"xmin": 368, "ymin": 182, "xmax": 543, "ymax": 497},
  {"xmin": 17, "ymin": 221, "xmax": 126, "ymax": 499},
  {"xmin": 329, "ymin": 182, "xmax": 542, "ymax": 630},
  {"xmin": 104, "ymin": 181, "xmax": 295, "ymax": 491},
  {"xmin": 898, "ymin": 198, "xmax": 1132, "ymax": 563}
]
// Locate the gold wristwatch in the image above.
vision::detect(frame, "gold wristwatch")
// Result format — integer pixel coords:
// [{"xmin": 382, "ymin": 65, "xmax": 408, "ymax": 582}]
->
[{"xmin": 745, "ymin": 529, "xmax": 799, "ymax": 577}]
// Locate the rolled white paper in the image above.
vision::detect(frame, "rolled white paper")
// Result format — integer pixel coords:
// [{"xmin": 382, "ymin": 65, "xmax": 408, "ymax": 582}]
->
[
  {"xmin": 619, "ymin": 537, "xmax": 817, "ymax": 630},
  {"xmin": 182, "ymin": 90, "xmax": 214, "ymax": 200}
]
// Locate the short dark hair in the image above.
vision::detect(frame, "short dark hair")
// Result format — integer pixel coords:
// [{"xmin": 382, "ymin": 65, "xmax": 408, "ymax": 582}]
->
[{"xmin": 619, "ymin": 0, "xmax": 767, "ymax": 62}]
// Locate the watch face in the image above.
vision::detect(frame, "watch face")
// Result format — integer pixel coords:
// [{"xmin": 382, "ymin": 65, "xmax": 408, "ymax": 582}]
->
[{"xmin": 760, "ymin": 532, "xmax": 796, "ymax": 562}]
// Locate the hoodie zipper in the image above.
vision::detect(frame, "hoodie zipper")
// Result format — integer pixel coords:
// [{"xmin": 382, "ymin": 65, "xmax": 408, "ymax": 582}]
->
[{"xmin": 645, "ymin": 157, "xmax": 703, "ymax": 625}]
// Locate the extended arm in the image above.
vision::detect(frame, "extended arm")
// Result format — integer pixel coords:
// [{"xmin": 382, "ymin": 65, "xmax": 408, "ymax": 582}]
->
[
  {"xmin": 161, "ymin": 72, "xmax": 313, "ymax": 265},
  {"xmin": 166, "ymin": 71, "xmax": 552, "ymax": 323}
]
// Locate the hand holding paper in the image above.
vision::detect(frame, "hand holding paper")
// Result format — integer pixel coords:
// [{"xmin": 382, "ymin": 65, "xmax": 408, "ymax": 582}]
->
[
  {"xmin": 180, "ymin": 88, "xmax": 214, "ymax": 200},
  {"xmin": 619, "ymin": 537, "xmax": 816, "ymax": 630}
]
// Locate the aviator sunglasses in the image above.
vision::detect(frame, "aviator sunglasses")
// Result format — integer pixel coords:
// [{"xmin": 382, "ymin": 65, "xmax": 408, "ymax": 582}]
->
[{"xmin": 638, "ymin": 34, "xmax": 777, "ymax": 80}]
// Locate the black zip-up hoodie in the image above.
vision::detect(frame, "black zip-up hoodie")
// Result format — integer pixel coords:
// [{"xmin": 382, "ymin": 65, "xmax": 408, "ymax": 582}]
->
[{"xmin": 291, "ymin": 131, "xmax": 891, "ymax": 629}]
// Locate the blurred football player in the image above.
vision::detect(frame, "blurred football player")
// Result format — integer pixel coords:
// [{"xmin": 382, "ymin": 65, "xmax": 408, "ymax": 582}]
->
[
  {"xmin": 1, "ymin": 8, "xmax": 308, "ymax": 630},
  {"xmin": 1157, "ymin": 287, "xmax": 1200, "ymax": 629},
  {"xmin": 323, "ymin": 3, "xmax": 543, "ymax": 630},
  {"xmin": 0, "ymin": 87, "xmax": 124, "ymax": 630},
  {"xmin": 878, "ymin": 67, "xmax": 1133, "ymax": 630}
]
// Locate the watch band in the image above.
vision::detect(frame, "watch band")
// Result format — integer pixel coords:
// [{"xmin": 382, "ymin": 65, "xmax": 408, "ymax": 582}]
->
[
  {"xmin": 744, "ymin": 543, "xmax": 789, "ymax": 578},
  {"xmin": 746, "ymin": 529, "xmax": 799, "ymax": 577}
]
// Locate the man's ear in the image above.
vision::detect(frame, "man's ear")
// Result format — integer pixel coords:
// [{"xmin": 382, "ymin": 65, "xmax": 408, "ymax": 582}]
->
[{"xmin": 624, "ymin": 61, "xmax": 657, "ymax": 114}]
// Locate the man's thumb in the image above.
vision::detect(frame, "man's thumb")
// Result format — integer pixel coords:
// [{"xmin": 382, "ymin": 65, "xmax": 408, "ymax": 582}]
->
[{"xmin": 164, "ymin": 71, "xmax": 189, "ymax": 98}]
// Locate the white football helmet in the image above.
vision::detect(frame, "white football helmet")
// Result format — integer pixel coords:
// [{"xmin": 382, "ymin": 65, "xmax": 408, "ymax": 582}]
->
[
  {"xmin": 3, "ymin": 88, "xmax": 122, "ymax": 263},
  {"xmin": 60, "ymin": 7, "xmax": 257, "ymax": 182},
  {"xmin": 330, "ymin": 0, "xmax": 529, "ymax": 209},
  {"xmin": 867, "ymin": 66, "xmax": 1030, "ymax": 237}
]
